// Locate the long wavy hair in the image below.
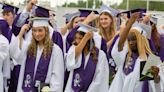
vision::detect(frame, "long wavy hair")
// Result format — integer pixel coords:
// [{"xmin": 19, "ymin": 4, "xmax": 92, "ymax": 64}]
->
[
  {"xmin": 74, "ymin": 31, "xmax": 98, "ymax": 63},
  {"xmin": 27, "ymin": 26, "xmax": 53, "ymax": 58},
  {"xmin": 151, "ymin": 24, "xmax": 161, "ymax": 52},
  {"xmin": 127, "ymin": 29, "xmax": 153, "ymax": 61},
  {"xmin": 98, "ymin": 12, "xmax": 116, "ymax": 42}
]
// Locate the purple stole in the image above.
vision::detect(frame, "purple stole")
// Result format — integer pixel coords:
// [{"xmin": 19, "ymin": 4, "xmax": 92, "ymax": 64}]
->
[
  {"xmin": 107, "ymin": 34, "xmax": 119, "ymax": 84},
  {"xmin": 142, "ymin": 80, "xmax": 149, "ymax": 92},
  {"xmin": 72, "ymin": 48, "xmax": 99, "ymax": 92},
  {"xmin": 123, "ymin": 52, "xmax": 138, "ymax": 75},
  {"xmin": 22, "ymin": 49, "xmax": 52, "ymax": 92},
  {"xmin": 123, "ymin": 53, "xmax": 150, "ymax": 92},
  {"xmin": 0, "ymin": 19, "xmax": 12, "ymax": 42},
  {"xmin": 108, "ymin": 34, "xmax": 119, "ymax": 64},
  {"xmin": 148, "ymin": 39, "xmax": 156, "ymax": 54},
  {"xmin": 51, "ymin": 31, "xmax": 63, "ymax": 52},
  {"xmin": 100, "ymin": 38, "xmax": 107, "ymax": 55}
]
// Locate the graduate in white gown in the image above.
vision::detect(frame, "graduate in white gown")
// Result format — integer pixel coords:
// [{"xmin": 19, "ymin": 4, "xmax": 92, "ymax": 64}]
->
[
  {"xmin": 0, "ymin": 34, "xmax": 9, "ymax": 92},
  {"xmin": 109, "ymin": 12, "xmax": 162, "ymax": 92},
  {"xmin": 65, "ymin": 23, "xmax": 109, "ymax": 92},
  {"xmin": 10, "ymin": 17, "xmax": 64, "ymax": 92},
  {"xmin": 0, "ymin": 3, "xmax": 19, "ymax": 91}
]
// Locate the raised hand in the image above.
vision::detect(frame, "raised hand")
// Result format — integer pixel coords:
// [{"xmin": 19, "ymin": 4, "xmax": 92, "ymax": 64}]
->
[
  {"xmin": 84, "ymin": 31, "xmax": 93, "ymax": 41},
  {"xmin": 26, "ymin": 0, "xmax": 38, "ymax": 12},
  {"xmin": 83, "ymin": 12, "xmax": 98, "ymax": 25},
  {"xmin": 130, "ymin": 12, "xmax": 140, "ymax": 22},
  {"xmin": 22, "ymin": 24, "xmax": 30, "ymax": 32}
]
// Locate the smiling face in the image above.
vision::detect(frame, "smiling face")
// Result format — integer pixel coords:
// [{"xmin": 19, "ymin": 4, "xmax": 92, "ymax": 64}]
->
[
  {"xmin": 128, "ymin": 32, "xmax": 138, "ymax": 52},
  {"xmin": 32, "ymin": 26, "xmax": 46, "ymax": 42},
  {"xmin": 99, "ymin": 12, "xmax": 113, "ymax": 29}
]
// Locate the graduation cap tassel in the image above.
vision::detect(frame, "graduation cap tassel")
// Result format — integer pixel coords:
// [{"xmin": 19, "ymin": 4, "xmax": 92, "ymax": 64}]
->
[{"xmin": 90, "ymin": 39, "xmax": 94, "ymax": 51}]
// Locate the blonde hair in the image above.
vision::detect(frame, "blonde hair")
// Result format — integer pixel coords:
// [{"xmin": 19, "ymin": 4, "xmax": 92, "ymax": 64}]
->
[
  {"xmin": 127, "ymin": 29, "xmax": 153, "ymax": 61},
  {"xmin": 98, "ymin": 12, "xmax": 116, "ymax": 42},
  {"xmin": 28, "ymin": 26, "xmax": 53, "ymax": 58},
  {"xmin": 69, "ymin": 16, "xmax": 78, "ymax": 29}
]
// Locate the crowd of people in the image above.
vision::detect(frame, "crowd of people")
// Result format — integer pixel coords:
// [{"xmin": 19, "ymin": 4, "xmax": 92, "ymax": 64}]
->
[{"xmin": 0, "ymin": 0, "xmax": 164, "ymax": 92}]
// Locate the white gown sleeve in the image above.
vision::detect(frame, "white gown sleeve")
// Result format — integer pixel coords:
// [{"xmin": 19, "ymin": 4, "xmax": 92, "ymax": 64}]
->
[
  {"xmin": 9, "ymin": 35, "xmax": 21, "ymax": 61},
  {"xmin": 3, "ymin": 55, "xmax": 10, "ymax": 79},
  {"xmin": 154, "ymin": 68, "xmax": 164, "ymax": 92},
  {"xmin": 0, "ymin": 35, "xmax": 9, "ymax": 63},
  {"xmin": 9, "ymin": 35, "xmax": 28, "ymax": 64},
  {"xmin": 50, "ymin": 45, "xmax": 64, "ymax": 92},
  {"xmin": 66, "ymin": 45, "xmax": 82, "ymax": 71},
  {"xmin": 149, "ymin": 62, "xmax": 164, "ymax": 92},
  {"xmin": 2, "ymin": 38, "xmax": 10, "ymax": 79},
  {"xmin": 111, "ymin": 37, "xmax": 128, "ymax": 67},
  {"xmin": 0, "ymin": 35, "xmax": 10, "ymax": 90},
  {"xmin": 15, "ymin": 9, "xmax": 30, "ymax": 27},
  {"xmin": 87, "ymin": 50, "xmax": 109, "ymax": 92}
]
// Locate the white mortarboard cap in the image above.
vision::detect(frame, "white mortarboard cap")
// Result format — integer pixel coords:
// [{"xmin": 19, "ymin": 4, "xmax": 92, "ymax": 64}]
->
[
  {"xmin": 77, "ymin": 23, "xmax": 97, "ymax": 50},
  {"xmin": 108, "ymin": 6, "xmax": 120, "ymax": 17},
  {"xmin": 99, "ymin": 4, "xmax": 119, "ymax": 17},
  {"xmin": 131, "ymin": 26, "xmax": 146, "ymax": 36},
  {"xmin": 150, "ymin": 15, "xmax": 164, "ymax": 27},
  {"xmin": 1, "ymin": 2, "xmax": 19, "ymax": 14},
  {"xmin": 77, "ymin": 23, "xmax": 97, "ymax": 33},
  {"xmin": 30, "ymin": 17, "xmax": 50, "ymax": 27},
  {"xmin": 139, "ymin": 23, "xmax": 152, "ymax": 39},
  {"xmin": 63, "ymin": 11, "xmax": 80, "ymax": 23},
  {"xmin": 131, "ymin": 23, "xmax": 152, "ymax": 39},
  {"xmin": 150, "ymin": 16, "xmax": 158, "ymax": 24}
]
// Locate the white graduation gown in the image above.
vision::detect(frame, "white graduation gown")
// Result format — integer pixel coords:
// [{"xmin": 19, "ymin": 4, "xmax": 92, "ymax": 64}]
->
[
  {"xmin": 109, "ymin": 37, "xmax": 162, "ymax": 92},
  {"xmin": 65, "ymin": 45, "xmax": 109, "ymax": 92},
  {"xmin": 9, "ymin": 36, "xmax": 64, "ymax": 92},
  {"xmin": 93, "ymin": 32, "xmax": 102, "ymax": 50},
  {"xmin": 0, "ymin": 16, "xmax": 15, "ymax": 80},
  {"xmin": 0, "ymin": 35, "xmax": 10, "ymax": 92}
]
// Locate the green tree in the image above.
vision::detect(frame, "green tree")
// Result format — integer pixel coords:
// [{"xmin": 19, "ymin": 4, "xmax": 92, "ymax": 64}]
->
[
  {"xmin": 117, "ymin": 0, "xmax": 164, "ymax": 11},
  {"xmin": 62, "ymin": 0, "xmax": 164, "ymax": 11}
]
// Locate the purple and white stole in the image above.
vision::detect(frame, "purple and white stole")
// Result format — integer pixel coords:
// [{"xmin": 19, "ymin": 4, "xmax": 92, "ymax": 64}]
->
[
  {"xmin": 22, "ymin": 48, "xmax": 52, "ymax": 92},
  {"xmin": 72, "ymin": 48, "xmax": 99, "ymax": 92}
]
